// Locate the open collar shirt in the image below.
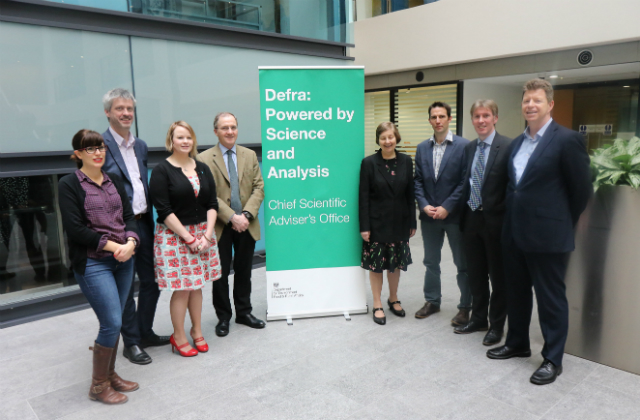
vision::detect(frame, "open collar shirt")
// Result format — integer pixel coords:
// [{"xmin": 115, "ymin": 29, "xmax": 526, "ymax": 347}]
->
[
  {"xmin": 514, "ymin": 118, "xmax": 553, "ymax": 184},
  {"xmin": 430, "ymin": 130, "xmax": 453, "ymax": 179},
  {"xmin": 109, "ymin": 127, "xmax": 147, "ymax": 215}
]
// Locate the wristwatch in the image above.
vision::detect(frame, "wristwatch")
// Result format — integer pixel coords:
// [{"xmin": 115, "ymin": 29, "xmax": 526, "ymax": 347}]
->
[
  {"xmin": 242, "ymin": 211, "xmax": 253, "ymax": 221},
  {"xmin": 127, "ymin": 237, "xmax": 138, "ymax": 246}
]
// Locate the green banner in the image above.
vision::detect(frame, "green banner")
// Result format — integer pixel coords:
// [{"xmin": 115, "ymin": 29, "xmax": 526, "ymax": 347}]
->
[{"xmin": 259, "ymin": 67, "xmax": 364, "ymax": 272}]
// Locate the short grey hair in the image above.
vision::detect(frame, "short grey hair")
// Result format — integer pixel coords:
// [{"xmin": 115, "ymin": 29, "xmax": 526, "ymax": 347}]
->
[
  {"xmin": 103, "ymin": 88, "xmax": 136, "ymax": 112},
  {"xmin": 213, "ymin": 112, "xmax": 238, "ymax": 130}
]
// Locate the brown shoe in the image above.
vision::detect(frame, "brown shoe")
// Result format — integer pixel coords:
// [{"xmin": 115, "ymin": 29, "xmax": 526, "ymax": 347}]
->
[
  {"xmin": 89, "ymin": 342, "xmax": 128, "ymax": 404},
  {"xmin": 451, "ymin": 309, "xmax": 470, "ymax": 326},
  {"xmin": 415, "ymin": 302, "xmax": 440, "ymax": 319},
  {"xmin": 109, "ymin": 338, "xmax": 139, "ymax": 393}
]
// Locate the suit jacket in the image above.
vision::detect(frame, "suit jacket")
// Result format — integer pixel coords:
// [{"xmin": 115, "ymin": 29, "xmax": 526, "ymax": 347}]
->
[
  {"xmin": 459, "ymin": 132, "xmax": 513, "ymax": 231},
  {"xmin": 359, "ymin": 150, "xmax": 417, "ymax": 243},
  {"xmin": 102, "ymin": 128, "xmax": 151, "ymax": 211},
  {"xmin": 414, "ymin": 134, "xmax": 469, "ymax": 224},
  {"xmin": 503, "ymin": 120, "xmax": 592, "ymax": 253},
  {"xmin": 197, "ymin": 144, "xmax": 264, "ymax": 241}
]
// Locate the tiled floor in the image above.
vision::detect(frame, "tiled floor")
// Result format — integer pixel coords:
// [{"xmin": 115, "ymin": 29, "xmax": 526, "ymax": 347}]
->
[{"xmin": 2, "ymin": 229, "xmax": 640, "ymax": 420}]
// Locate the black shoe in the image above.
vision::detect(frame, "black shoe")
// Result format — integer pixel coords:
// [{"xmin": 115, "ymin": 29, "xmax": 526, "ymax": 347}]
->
[
  {"xmin": 486, "ymin": 345, "xmax": 531, "ymax": 360},
  {"xmin": 482, "ymin": 329, "xmax": 504, "ymax": 346},
  {"xmin": 140, "ymin": 334, "xmax": 171, "ymax": 348},
  {"xmin": 216, "ymin": 320, "xmax": 230, "ymax": 337},
  {"xmin": 530, "ymin": 359, "xmax": 562, "ymax": 385},
  {"xmin": 387, "ymin": 299, "xmax": 406, "ymax": 317},
  {"xmin": 235, "ymin": 314, "xmax": 265, "ymax": 329},
  {"xmin": 123, "ymin": 345, "xmax": 152, "ymax": 365},
  {"xmin": 373, "ymin": 308, "xmax": 386, "ymax": 325},
  {"xmin": 453, "ymin": 321, "xmax": 489, "ymax": 335}
]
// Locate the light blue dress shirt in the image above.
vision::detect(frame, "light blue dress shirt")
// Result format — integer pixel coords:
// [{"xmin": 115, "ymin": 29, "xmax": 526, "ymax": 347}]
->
[
  {"xmin": 513, "ymin": 118, "xmax": 554, "ymax": 184},
  {"xmin": 218, "ymin": 142, "xmax": 238, "ymax": 180},
  {"xmin": 468, "ymin": 130, "xmax": 495, "ymax": 188}
]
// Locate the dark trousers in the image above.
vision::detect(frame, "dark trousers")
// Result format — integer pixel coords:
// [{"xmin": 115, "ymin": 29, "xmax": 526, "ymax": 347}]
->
[
  {"xmin": 503, "ymin": 239, "xmax": 570, "ymax": 367},
  {"xmin": 462, "ymin": 210, "xmax": 507, "ymax": 330},
  {"xmin": 121, "ymin": 214, "xmax": 161, "ymax": 347},
  {"xmin": 212, "ymin": 226, "xmax": 255, "ymax": 321}
]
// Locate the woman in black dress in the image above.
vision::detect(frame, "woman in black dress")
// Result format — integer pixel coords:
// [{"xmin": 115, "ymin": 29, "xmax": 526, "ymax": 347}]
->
[{"xmin": 359, "ymin": 122, "xmax": 416, "ymax": 325}]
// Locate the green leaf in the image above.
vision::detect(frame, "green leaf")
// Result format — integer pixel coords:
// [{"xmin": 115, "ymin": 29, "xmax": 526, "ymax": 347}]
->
[
  {"xmin": 628, "ymin": 172, "xmax": 640, "ymax": 189},
  {"xmin": 613, "ymin": 154, "xmax": 632, "ymax": 163},
  {"xmin": 630, "ymin": 154, "xmax": 640, "ymax": 166},
  {"xmin": 591, "ymin": 154, "xmax": 620, "ymax": 170},
  {"xmin": 614, "ymin": 139, "xmax": 628, "ymax": 154}
]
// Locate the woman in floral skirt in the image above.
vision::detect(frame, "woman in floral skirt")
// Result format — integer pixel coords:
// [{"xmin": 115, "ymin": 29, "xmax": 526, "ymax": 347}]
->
[
  {"xmin": 359, "ymin": 122, "xmax": 416, "ymax": 325},
  {"xmin": 149, "ymin": 121, "xmax": 221, "ymax": 356}
]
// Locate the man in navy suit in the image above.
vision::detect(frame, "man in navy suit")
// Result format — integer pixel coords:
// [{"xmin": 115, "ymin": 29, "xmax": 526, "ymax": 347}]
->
[
  {"xmin": 486, "ymin": 79, "xmax": 592, "ymax": 385},
  {"xmin": 414, "ymin": 102, "xmax": 471, "ymax": 326},
  {"xmin": 455, "ymin": 100, "xmax": 512, "ymax": 346},
  {"xmin": 101, "ymin": 88, "xmax": 170, "ymax": 365}
]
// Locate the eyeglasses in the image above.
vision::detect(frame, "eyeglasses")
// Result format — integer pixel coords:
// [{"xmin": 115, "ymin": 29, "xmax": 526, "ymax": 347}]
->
[{"xmin": 77, "ymin": 145, "xmax": 108, "ymax": 154}]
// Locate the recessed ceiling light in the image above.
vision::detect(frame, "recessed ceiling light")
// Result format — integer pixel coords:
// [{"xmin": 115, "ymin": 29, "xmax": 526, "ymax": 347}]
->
[
  {"xmin": 623, "ymin": 85, "xmax": 630, "ymax": 88},
  {"xmin": 549, "ymin": 75, "xmax": 558, "ymax": 79}
]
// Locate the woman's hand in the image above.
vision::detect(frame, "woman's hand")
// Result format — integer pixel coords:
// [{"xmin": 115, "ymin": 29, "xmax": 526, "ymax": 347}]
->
[
  {"xmin": 361, "ymin": 231, "xmax": 370, "ymax": 242},
  {"xmin": 113, "ymin": 241, "xmax": 136, "ymax": 262},
  {"xmin": 196, "ymin": 237, "xmax": 210, "ymax": 254},
  {"xmin": 186, "ymin": 236, "xmax": 201, "ymax": 254},
  {"xmin": 410, "ymin": 228, "xmax": 416, "ymax": 238}
]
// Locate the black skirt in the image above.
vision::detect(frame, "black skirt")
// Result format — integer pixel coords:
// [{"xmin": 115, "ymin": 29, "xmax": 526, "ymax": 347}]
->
[{"xmin": 361, "ymin": 240, "xmax": 412, "ymax": 273}]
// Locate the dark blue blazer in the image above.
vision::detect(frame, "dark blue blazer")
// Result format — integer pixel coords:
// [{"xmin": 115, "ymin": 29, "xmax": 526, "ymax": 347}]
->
[
  {"xmin": 101, "ymin": 128, "xmax": 151, "ymax": 210},
  {"xmin": 502, "ymin": 120, "xmax": 592, "ymax": 253},
  {"xmin": 414, "ymin": 134, "xmax": 469, "ymax": 224}
]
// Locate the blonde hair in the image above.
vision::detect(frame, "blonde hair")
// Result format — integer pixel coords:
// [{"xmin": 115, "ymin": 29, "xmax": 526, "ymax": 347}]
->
[
  {"xmin": 165, "ymin": 121, "xmax": 198, "ymax": 158},
  {"xmin": 470, "ymin": 99, "xmax": 498, "ymax": 117}
]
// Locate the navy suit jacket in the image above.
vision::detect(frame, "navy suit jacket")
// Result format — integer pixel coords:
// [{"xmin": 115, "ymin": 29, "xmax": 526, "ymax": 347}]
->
[
  {"xmin": 502, "ymin": 120, "xmax": 592, "ymax": 253},
  {"xmin": 414, "ymin": 134, "xmax": 469, "ymax": 224},
  {"xmin": 102, "ymin": 128, "xmax": 151, "ymax": 211}
]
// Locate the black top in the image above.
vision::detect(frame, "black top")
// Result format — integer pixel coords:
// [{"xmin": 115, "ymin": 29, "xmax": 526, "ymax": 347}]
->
[
  {"xmin": 359, "ymin": 150, "xmax": 417, "ymax": 243},
  {"xmin": 149, "ymin": 159, "xmax": 219, "ymax": 225},
  {"xmin": 58, "ymin": 171, "xmax": 138, "ymax": 275}
]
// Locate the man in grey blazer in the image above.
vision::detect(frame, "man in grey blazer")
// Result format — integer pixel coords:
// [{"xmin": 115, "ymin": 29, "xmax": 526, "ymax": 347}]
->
[
  {"xmin": 455, "ymin": 100, "xmax": 512, "ymax": 346},
  {"xmin": 101, "ymin": 88, "xmax": 170, "ymax": 365},
  {"xmin": 414, "ymin": 102, "xmax": 470, "ymax": 326}
]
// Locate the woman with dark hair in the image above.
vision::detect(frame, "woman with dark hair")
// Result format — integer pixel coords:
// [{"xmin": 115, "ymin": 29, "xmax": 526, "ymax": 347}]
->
[
  {"xmin": 58, "ymin": 129, "xmax": 140, "ymax": 404},
  {"xmin": 359, "ymin": 122, "xmax": 416, "ymax": 325},
  {"xmin": 149, "ymin": 121, "xmax": 221, "ymax": 357}
]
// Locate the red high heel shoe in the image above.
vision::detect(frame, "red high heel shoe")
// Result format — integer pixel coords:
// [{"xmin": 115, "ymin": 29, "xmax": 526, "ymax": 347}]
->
[
  {"xmin": 169, "ymin": 335, "xmax": 198, "ymax": 357},
  {"xmin": 191, "ymin": 328, "xmax": 209, "ymax": 352}
]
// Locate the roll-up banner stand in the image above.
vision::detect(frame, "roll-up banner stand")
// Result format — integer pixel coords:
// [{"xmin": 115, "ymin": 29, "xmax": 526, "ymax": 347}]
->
[{"xmin": 259, "ymin": 66, "xmax": 367, "ymax": 321}]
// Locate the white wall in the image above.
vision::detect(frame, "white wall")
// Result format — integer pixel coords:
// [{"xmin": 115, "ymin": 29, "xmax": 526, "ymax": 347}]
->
[
  {"xmin": 353, "ymin": 0, "xmax": 640, "ymax": 75},
  {"xmin": 462, "ymin": 81, "xmax": 524, "ymax": 140}
]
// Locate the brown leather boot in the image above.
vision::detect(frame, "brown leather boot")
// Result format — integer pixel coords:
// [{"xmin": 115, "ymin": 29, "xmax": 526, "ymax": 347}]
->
[
  {"xmin": 451, "ymin": 309, "xmax": 470, "ymax": 326},
  {"xmin": 89, "ymin": 342, "xmax": 128, "ymax": 404},
  {"xmin": 109, "ymin": 338, "xmax": 139, "ymax": 393}
]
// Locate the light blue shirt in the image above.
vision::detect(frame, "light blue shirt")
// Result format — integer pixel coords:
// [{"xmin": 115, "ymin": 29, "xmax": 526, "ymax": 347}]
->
[
  {"xmin": 468, "ymin": 130, "xmax": 495, "ymax": 188},
  {"xmin": 513, "ymin": 118, "xmax": 554, "ymax": 184},
  {"xmin": 218, "ymin": 142, "xmax": 238, "ymax": 180}
]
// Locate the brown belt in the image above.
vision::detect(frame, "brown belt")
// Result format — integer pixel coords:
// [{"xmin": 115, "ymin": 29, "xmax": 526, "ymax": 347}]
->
[{"xmin": 135, "ymin": 213, "xmax": 144, "ymax": 220}]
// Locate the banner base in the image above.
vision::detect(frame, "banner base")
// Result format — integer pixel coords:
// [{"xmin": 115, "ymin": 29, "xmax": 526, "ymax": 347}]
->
[{"xmin": 267, "ymin": 306, "xmax": 368, "ymax": 322}]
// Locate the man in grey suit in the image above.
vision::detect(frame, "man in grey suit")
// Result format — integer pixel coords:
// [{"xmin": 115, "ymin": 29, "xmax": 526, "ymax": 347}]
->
[
  {"xmin": 454, "ymin": 100, "xmax": 512, "ymax": 346},
  {"xmin": 101, "ymin": 88, "xmax": 170, "ymax": 365}
]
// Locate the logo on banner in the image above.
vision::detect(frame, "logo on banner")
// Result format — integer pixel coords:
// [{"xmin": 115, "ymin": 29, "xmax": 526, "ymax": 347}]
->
[{"xmin": 273, "ymin": 283, "xmax": 279, "ymax": 288}]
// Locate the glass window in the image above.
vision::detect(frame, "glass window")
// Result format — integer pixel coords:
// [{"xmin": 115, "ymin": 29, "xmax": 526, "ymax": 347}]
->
[
  {"xmin": 0, "ymin": 175, "xmax": 73, "ymax": 305},
  {"xmin": 42, "ymin": 0, "xmax": 129, "ymax": 12},
  {"xmin": 364, "ymin": 90, "xmax": 391, "ymax": 157},
  {"xmin": 0, "ymin": 22, "xmax": 133, "ymax": 153}
]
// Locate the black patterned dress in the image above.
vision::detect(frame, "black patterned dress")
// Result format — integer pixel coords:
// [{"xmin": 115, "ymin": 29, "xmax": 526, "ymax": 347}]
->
[{"xmin": 361, "ymin": 157, "xmax": 413, "ymax": 273}]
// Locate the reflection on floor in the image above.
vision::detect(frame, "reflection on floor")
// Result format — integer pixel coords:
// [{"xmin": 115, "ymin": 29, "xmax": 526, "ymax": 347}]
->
[{"xmin": 1, "ymin": 230, "xmax": 639, "ymax": 420}]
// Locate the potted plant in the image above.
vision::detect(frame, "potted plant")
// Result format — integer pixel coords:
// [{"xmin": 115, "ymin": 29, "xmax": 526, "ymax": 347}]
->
[{"xmin": 590, "ymin": 136, "xmax": 640, "ymax": 191}]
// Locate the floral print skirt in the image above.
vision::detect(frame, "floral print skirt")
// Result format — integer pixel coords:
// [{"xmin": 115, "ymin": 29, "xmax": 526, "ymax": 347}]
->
[
  {"xmin": 154, "ymin": 222, "xmax": 222, "ymax": 291},
  {"xmin": 361, "ymin": 240, "xmax": 412, "ymax": 273}
]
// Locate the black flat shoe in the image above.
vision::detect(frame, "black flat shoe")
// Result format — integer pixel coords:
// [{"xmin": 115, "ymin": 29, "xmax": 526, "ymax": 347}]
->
[
  {"xmin": 140, "ymin": 334, "xmax": 171, "ymax": 348},
  {"xmin": 453, "ymin": 321, "xmax": 488, "ymax": 334},
  {"xmin": 123, "ymin": 345, "xmax": 152, "ymax": 365},
  {"xmin": 482, "ymin": 329, "xmax": 504, "ymax": 346},
  {"xmin": 387, "ymin": 299, "xmax": 406, "ymax": 317},
  {"xmin": 216, "ymin": 319, "xmax": 230, "ymax": 337},
  {"xmin": 235, "ymin": 314, "xmax": 266, "ymax": 329},
  {"xmin": 486, "ymin": 345, "xmax": 531, "ymax": 360},
  {"xmin": 373, "ymin": 307, "xmax": 386, "ymax": 325},
  {"xmin": 530, "ymin": 359, "xmax": 562, "ymax": 385}
]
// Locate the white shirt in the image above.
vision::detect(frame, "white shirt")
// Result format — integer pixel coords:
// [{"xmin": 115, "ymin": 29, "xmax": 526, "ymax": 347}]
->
[{"xmin": 513, "ymin": 118, "xmax": 554, "ymax": 184}]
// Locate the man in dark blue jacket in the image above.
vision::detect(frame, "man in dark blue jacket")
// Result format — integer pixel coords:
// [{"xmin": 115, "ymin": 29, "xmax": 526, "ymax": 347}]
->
[
  {"xmin": 486, "ymin": 79, "xmax": 592, "ymax": 385},
  {"xmin": 414, "ymin": 102, "xmax": 470, "ymax": 326},
  {"xmin": 101, "ymin": 88, "xmax": 170, "ymax": 365}
]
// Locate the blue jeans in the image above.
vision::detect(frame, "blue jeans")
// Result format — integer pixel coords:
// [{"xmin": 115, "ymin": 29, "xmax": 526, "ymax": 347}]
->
[
  {"xmin": 74, "ymin": 256, "xmax": 135, "ymax": 348},
  {"xmin": 421, "ymin": 219, "xmax": 471, "ymax": 309}
]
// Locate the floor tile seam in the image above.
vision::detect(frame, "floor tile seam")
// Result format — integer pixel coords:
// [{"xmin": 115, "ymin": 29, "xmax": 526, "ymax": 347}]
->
[
  {"xmin": 23, "ymin": 377, "xmax": 91, "ymax": 407},
  {"xmin": 478, "ymin": 393, "xmax": 545, "ymax": 420},
  {"xmin": 579, "ymin": 372, "xmax": 640, "ymax": 403},
  {"xmin": 27, "ymin": 399, "xmax": 40, "ymax": 420},
  {"xmin": 535, "ymin": 377, "xmax": 583, "ymax": 418}
]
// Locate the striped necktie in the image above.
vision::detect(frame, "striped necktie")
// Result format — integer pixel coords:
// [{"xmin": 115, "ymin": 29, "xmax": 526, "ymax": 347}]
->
[{"xmin": 468, "ymin": 141, "xmax": 487, "ymax": 211}]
